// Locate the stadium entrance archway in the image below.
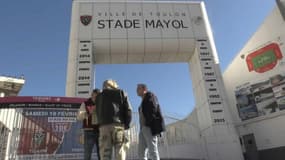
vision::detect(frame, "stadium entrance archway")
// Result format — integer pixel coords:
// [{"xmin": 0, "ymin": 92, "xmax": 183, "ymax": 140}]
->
[{"xmin": 66, "ymin": 1, "xmax": 244, "ymax": 160}]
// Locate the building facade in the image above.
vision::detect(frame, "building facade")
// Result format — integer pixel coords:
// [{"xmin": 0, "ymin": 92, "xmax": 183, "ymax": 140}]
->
[{"xmin": 223, "ymin": 2, "xmax": 285, "ymax": 159}]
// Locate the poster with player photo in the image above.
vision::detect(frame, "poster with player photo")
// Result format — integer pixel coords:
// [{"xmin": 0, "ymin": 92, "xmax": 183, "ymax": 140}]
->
[
  {"xmin": 253, "ymin": 87, "xmax": 278, "ymax": 116},
  {"xmin": 235, "ymin": 73, "xmax": 285, "ymax": 121},
  {"xmin": 235, "ymin": 87, "xmax": 258, "ymax": 120},
  {"xmin": 270, "ymin": 73, "xmax": 285, "ymax": 110}
]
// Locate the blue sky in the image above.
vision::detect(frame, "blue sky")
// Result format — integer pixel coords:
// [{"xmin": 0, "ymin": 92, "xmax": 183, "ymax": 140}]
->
[{"xmin": 0, "ymin": 0, "xmax": 276, "ymax": 118}]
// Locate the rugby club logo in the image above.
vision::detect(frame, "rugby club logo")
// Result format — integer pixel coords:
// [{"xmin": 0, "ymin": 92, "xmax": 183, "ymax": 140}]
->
[{"xmin": 80, "ymin": 15, "xmax": 92, "ymax": 26}]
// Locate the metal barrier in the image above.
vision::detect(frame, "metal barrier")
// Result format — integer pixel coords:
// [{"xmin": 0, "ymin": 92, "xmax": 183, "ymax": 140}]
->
[
  {"xmin": 127, "ymin": 112, "xmax": 204, "ymax": 160},
  {"xmin": 0, "ymin": 108, "xmax": 204, "ymax": 160}
]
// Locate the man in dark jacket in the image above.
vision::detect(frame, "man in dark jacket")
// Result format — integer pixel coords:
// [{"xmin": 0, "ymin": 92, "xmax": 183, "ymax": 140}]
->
[
  {"xmin": 95, "ymin": 79, "xmax": 132, "ymax": 160},
  {"xmin": 77, "ymin": 89, "xmax": 100, "ymax": 160},
  {"xmin": 137, "ymin": 84, "xmax": 165, "ymax": 160}
]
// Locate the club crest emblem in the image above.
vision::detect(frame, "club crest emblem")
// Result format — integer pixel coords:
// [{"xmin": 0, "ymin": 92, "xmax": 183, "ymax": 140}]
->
[{"xmin": 80, "ymin": 15, "xmax": 92, "ymax": 26}]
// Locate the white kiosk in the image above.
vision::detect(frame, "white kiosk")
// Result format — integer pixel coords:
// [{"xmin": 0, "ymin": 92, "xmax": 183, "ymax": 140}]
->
[{"xmin": 66, "ymin": 0, "xmax": 244, "ymax": 159}]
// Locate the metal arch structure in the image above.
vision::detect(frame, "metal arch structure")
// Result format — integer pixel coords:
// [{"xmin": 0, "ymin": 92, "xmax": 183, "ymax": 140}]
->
[
  {"xmin": 127, "ymin": 112, "xmax": 206, "ymax": 159},
  {"xmin": 65, "ymin": 0, "xmax": 244, "ymax": 159}
]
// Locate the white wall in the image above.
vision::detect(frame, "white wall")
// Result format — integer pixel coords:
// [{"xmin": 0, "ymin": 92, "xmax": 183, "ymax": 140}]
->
[
  {"xmin": 224, "ymin": 6, "xmax": 285, "ymax": 123},
  {"xmin": 223, "ymin": 6, "xmax": 285, "ymax": 150},
  {"xmin": 237, "ymin": 113, "xmax": 285, "ymax": 150},
  {"xmin": 160, "ymin": 109, "xmax": 205, "ymax": 159}
]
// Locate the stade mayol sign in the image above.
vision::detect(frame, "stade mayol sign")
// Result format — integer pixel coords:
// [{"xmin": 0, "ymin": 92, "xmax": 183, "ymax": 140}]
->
[
  {"xmin": 246, "ymin": 43, "xmax": 283, "ymax": 73},
  {"xmin": 80, "ymin": 11, "xmax": 189, "ymax": 29}
]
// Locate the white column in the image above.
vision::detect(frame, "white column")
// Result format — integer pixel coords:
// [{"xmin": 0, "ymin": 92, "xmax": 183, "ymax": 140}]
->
[
  {"xmin": 66, "ymin": 1, "xmax": 94, "ymax": 97},
  {"xmin": 189, "ymin": 40, "xmax": 243, "ymax": 160},
  {"xmin": 66, "ymin": 2, "xmax": 80, "ymax": 97},
  {"xmin": 75, "ymin": 41, "xmax": 94, "ymax": 98},
  {"xmin": 188, "ymin": 2, "xmax": 244, "ymax": 160}
]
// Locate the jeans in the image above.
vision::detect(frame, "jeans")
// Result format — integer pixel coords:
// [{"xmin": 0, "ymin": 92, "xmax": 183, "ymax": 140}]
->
[
  {"xmin": 138, "ymin": 126, "xmax": 160, "ymax": 160},
  {"xmin": 84, "ymin": 130, "xmax": 100, "ymax": 160}
]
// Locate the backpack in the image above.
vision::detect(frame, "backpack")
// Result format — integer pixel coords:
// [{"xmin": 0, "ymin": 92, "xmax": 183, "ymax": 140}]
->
[{"xmin": 95, "ymin": 89, "xmax": 132, "ymax": 129}]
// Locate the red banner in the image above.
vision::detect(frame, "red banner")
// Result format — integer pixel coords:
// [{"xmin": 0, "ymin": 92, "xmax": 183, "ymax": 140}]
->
[{"xmin": 0, "ymin": 96, "xmax": 86, "ymax": 109}]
